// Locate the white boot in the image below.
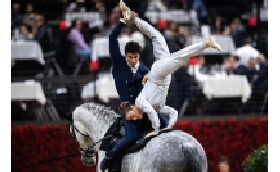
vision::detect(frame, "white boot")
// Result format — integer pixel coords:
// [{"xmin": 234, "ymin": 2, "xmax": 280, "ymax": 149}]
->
[
  {"xmin": 205, "ymin": 36, "xmax": 222, "ymax": 52},
  {"xmin": 119, "ymin": 0, "xmax": 131, "ymax": 22}
]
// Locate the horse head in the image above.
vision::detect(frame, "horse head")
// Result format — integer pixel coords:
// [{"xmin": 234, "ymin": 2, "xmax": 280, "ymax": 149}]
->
[
  {"xmin": 59, "ymin": 109, "xmax": 97, "ymax": 166},
  {"xmin": 61, "ymin": 103, "xmax": 119, "ymax": 166}
]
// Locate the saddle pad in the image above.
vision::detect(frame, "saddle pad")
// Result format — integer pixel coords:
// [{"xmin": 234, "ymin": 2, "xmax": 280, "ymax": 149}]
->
[{"xmin": 124, "ymin": 129, "xmax": 173, "ymax": 154}]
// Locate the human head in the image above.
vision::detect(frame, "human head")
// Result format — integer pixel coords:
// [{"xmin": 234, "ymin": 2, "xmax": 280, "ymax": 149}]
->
[
  {"xmin": 26, "ymin": 3, "xmax": 33, "ymax": 13},
  {"xmin": 34, "ymin": 15, "xmax": 43, "ymax": 27},
  {"xmin": 126, "ymin": 105, "xmax": 143, "ymax": 120},
  {"xmin": 119, "ymin": 102, "xmax": 143, "ymax": 121},
  {"xmin": 198, "ymin": 56, "xmax": 205, "ymax": 67},
  {"xmin": 72, "ymin": 18, "xmax": 83, "ymax": 30},
  {"xmin": 125, "ymin": 41, "xmax": 141, "ymax": 67},
  {"xmin": 219, "ymin": 156, "xmax": 230, "ymax": 172},
  {"xmin": 12, "ymin": 3, "xmax": 20, "ymax": 13}
]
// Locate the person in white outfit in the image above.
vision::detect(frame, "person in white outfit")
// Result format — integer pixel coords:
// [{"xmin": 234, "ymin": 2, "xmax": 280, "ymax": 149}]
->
[{"xmin": 119, "ymin": 1, "xmax": 222, "ymax": 132}]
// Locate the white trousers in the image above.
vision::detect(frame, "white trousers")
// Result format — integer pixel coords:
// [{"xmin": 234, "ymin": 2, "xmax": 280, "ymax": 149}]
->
[
  {"xmin": 134, "ymin": 18, "xmax": 206, "ymax": 131},
  {"xmin": 135, "ymin": 17, "xmax": 205, "ymax": 84}
]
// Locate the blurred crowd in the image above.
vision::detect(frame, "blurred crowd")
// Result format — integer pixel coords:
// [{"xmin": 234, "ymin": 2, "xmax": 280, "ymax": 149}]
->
[{"xmin": 11, "ymin": 0, "xmax": 268, "ymax": 121}]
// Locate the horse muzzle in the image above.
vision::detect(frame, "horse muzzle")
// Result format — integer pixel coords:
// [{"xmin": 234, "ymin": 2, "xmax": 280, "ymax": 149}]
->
[{"xmin": 81, "ymin": 156, "xmax": 96, "ymax": 166}]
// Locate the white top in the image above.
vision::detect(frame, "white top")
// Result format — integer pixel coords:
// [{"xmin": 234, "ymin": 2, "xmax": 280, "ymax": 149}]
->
[{"xmin": 235, "ymin": 45, "xmax": 260, "ymax": 66}]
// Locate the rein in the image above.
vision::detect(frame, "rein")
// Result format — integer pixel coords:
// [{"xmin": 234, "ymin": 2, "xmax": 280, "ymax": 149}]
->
[
  {"xmin": 12, "ymin": 123, "xmax": 113, "ymax": 171},
  {"xmin": 70, "ymin": 121, "xmax": 113, "ymax": 150},
  {"xmin": 11, "ymin": 154, "xmax": 80, "ymax": 171}
]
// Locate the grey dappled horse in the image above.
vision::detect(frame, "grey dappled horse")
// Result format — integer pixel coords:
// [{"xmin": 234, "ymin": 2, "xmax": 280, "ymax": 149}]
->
[{"xmin": 68, "ymin": 102, "xmax": 207, "ymax": 172}]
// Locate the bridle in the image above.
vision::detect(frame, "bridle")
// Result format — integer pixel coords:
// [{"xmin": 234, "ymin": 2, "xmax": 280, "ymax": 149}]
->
[{"xmin": 70, "ymin": 121, "xmax": 113, "ymax": 158}]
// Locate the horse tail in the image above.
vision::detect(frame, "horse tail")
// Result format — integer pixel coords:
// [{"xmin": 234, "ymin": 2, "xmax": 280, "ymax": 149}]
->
[{"xmin": 182, "ymin": 142, "xmax": 203, "ymax": 172}]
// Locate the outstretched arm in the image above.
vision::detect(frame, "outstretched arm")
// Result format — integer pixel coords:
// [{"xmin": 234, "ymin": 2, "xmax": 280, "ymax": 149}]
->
[
  {"xmin": 159, "ymin": 106, "xmax": 178, "ymax": 129},
  {"xmin": 109, "ymin": 20, "xmax": 126, "ymax": 65}
]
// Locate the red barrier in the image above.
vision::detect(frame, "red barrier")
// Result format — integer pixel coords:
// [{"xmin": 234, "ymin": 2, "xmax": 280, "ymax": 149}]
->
[{"xmin": 11, "ymin": 116, "xmax": 267, "ymax": 172}]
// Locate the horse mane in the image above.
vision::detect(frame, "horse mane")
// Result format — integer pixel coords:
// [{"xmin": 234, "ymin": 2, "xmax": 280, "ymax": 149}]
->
[{"xmin": 75, "ymin": 102, "xmax": 120, "ymax": 123}]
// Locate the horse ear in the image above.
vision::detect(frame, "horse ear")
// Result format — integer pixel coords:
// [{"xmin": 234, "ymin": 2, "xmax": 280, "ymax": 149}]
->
[{"xmin": 58, "ymin": 111, "xmax": 73, "ymax": 122}]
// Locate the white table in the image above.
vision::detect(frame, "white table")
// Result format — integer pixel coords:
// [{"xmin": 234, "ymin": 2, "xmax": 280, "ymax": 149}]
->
[
  {"xmin": 189, "ymin": 35, "xmax": 235, "ymax": 55},
  {"xmin": 81, "ymin": 81, "xmax": 96, "ymax": 99},
  {"xmin": 91, "ymin": 35, "xmax": 144, "ymax": 61},
  {"xmin": 202, "ymin": 75, "xmax": 251, "ymax": 103},
  {"xmin": 145, "ymin": 10, "xmax": 199, "ymax": 25},
  {"xmin": 95, "ymin": 77, "xmax": 119, "ymax": 103},
  {"xmin": 11, "ymin": 41, "xmax": 45, "ymax": 66},
  {"xmin": 11, "ymin": 82, "xmax": 46, "ymax": 104},
  {"xmin": 65, "ymin": 12, "xmax": 103, "ymax": 28}
]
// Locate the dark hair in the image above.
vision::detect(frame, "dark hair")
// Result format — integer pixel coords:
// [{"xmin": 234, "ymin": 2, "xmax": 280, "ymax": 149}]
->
[
  {"xmin": 219, "ymin": 155, "xmax": 228, "ymax": 163},
  {"xmin": 233, "ymin": 55, "xmax": 240, "ymax": 62},
  {"xmin": 125, "ymin": 41, "xmax": 141, "ymax": 54},
  {"xmin": 71, "ymin": 18, "xmax": 81, "ymax": 28}
]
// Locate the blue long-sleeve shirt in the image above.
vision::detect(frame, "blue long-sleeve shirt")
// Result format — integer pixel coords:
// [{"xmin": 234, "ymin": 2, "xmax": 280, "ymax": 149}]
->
[{"xmin": 109, "ymin": 21, "xmax": 149, "ymax": 103}]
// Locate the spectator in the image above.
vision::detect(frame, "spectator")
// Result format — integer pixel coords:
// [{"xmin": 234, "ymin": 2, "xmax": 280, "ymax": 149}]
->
[
  {"xmin": 164, "ymin": 20, "xmax": 178, "ymax": 40},
  {"xmin": 86, "ymin": 0, "xmax": 107, "ymax": 20},
  {"xmin": 224, "ymin": 55, "xmax": 247, "ymax": 76},
  {"xmin": 168, "ymin": 60, "xmax": 194, "ymax": 114},
  {"xmin": 18, "ymin": 24, "xmax": 29, "ymax": 40},
  {"xmin": 147, "ymin": 0, "xmax": 167, "ymax": 12},
  {"xmin": 100, "ymin": 6, "xmax": 121, "ymax": 36},
  {"xmin": 219, "ymin": 156, "xmax": 230, "ymax": 172},
  {"xmin": 235, "ymin": 36, "xmax": 259, "ymax": 66},
  {"xmin": 251, "ymin": 54, "xmax": 268, "ymax": 113},
  {"xmin": 191, "ymin": 0, "xmax": 208, "ymax": 25},
  {"xmin": 22, "ymin": 3, "xmax": 36, "ymax": 27},
  {"xmin": 211, "ymin": 16, "xmax": 226, "ymax": 35},
  {"xmin": 11, "ymin": 3, "xmax": 23, "ymax": 30},
  {"xmin": 169, "ymin": 0, "xmax": 188, "ymax": 10},
  {"xmin": 68, "ymin": 18, "xmax": 91, "ymax": 57},
  {"xmin": 246, "ymin": 57, "xmax": 259, "ymax": 86},
  {"xmin": 32, "ymin": 14, "xmax": 54, "ymax": 53},
  {"xmin": 228, "ymin": 17, "xmax": 246, "ymax": 48}
]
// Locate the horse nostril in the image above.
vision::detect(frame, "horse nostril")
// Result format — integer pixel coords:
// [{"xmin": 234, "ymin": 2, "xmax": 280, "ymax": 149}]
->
[{"xmin": 82, "ymin": 158, "xmax": 95, "ymax": 166}]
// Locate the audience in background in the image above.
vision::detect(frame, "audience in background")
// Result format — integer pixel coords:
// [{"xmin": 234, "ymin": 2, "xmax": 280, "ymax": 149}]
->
[{"xmin": 11, "ymin": 0, "xmax": 268, "ymax": 118}]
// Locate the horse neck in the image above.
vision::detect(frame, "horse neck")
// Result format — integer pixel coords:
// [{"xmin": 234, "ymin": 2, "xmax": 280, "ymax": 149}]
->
[
  {"xmin": 91, "ymin": 117, "xmax": 115, "ymax": 143},
  {"xmin": 75, "ymin": 103, "xmax": 118, "ymax": 150}
]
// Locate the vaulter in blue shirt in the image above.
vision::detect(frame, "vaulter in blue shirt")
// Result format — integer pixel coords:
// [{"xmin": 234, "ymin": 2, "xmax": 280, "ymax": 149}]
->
[
  {"xmin": 100, "ymin": 20, "xmax": 167, "ymax": 171},
  {"xmin": 109, "ymin": 21, "xmax": 148, "ymax": 104}
]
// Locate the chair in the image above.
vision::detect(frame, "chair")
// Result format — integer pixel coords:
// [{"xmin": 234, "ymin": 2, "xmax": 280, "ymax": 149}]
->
[
  {"xmin": 43, "ymin": 50, "xmax": 64, "ymax": 78},
  {"xmin": 67, "ymin": 41, "xmax": 90, "ymax": 78},
  {"xmin": 73, "ymin": 56, "xmax": 89, "ymax": 78},
  {"xmin": 43, "ymin": 27, "xmax": 64, "ymax": 78},
  {"xmin": 260, "ymin": 92, "xmax": 268, "ymax": 115}
]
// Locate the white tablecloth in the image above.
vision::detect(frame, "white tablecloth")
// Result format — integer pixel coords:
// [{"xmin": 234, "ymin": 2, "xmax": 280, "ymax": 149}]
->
[
  {"xmin": 11, "ymin": 41, "xmax": 45, "ymax": 65},
  {"xmin": 145, "ymin": 10, "xmax": 199, "ymax": 25},
  {"xmin": 202, "ymin": 75, "xmax": 251, "ymax": 103},
  {"xmin": 65, "ymin": 12, "xmax": 103, "ymax": 28},
  {"xmin": 81, "ymin": 82, "xmax": 96, "ymax": 99},
  {"xmin": 189, "ymin": 35, "xmax": 235, "ymax": 55},
  {"xmin": 95, "ymin": 77, "xmax": 118, "ymax": 103},
  {"xmin": 11, "ymin": 82, "xmax": 46, "ymax": 104},
  {"xmin": 91, "ymin": 35, "xmax": 144, "ymax": 61}
]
